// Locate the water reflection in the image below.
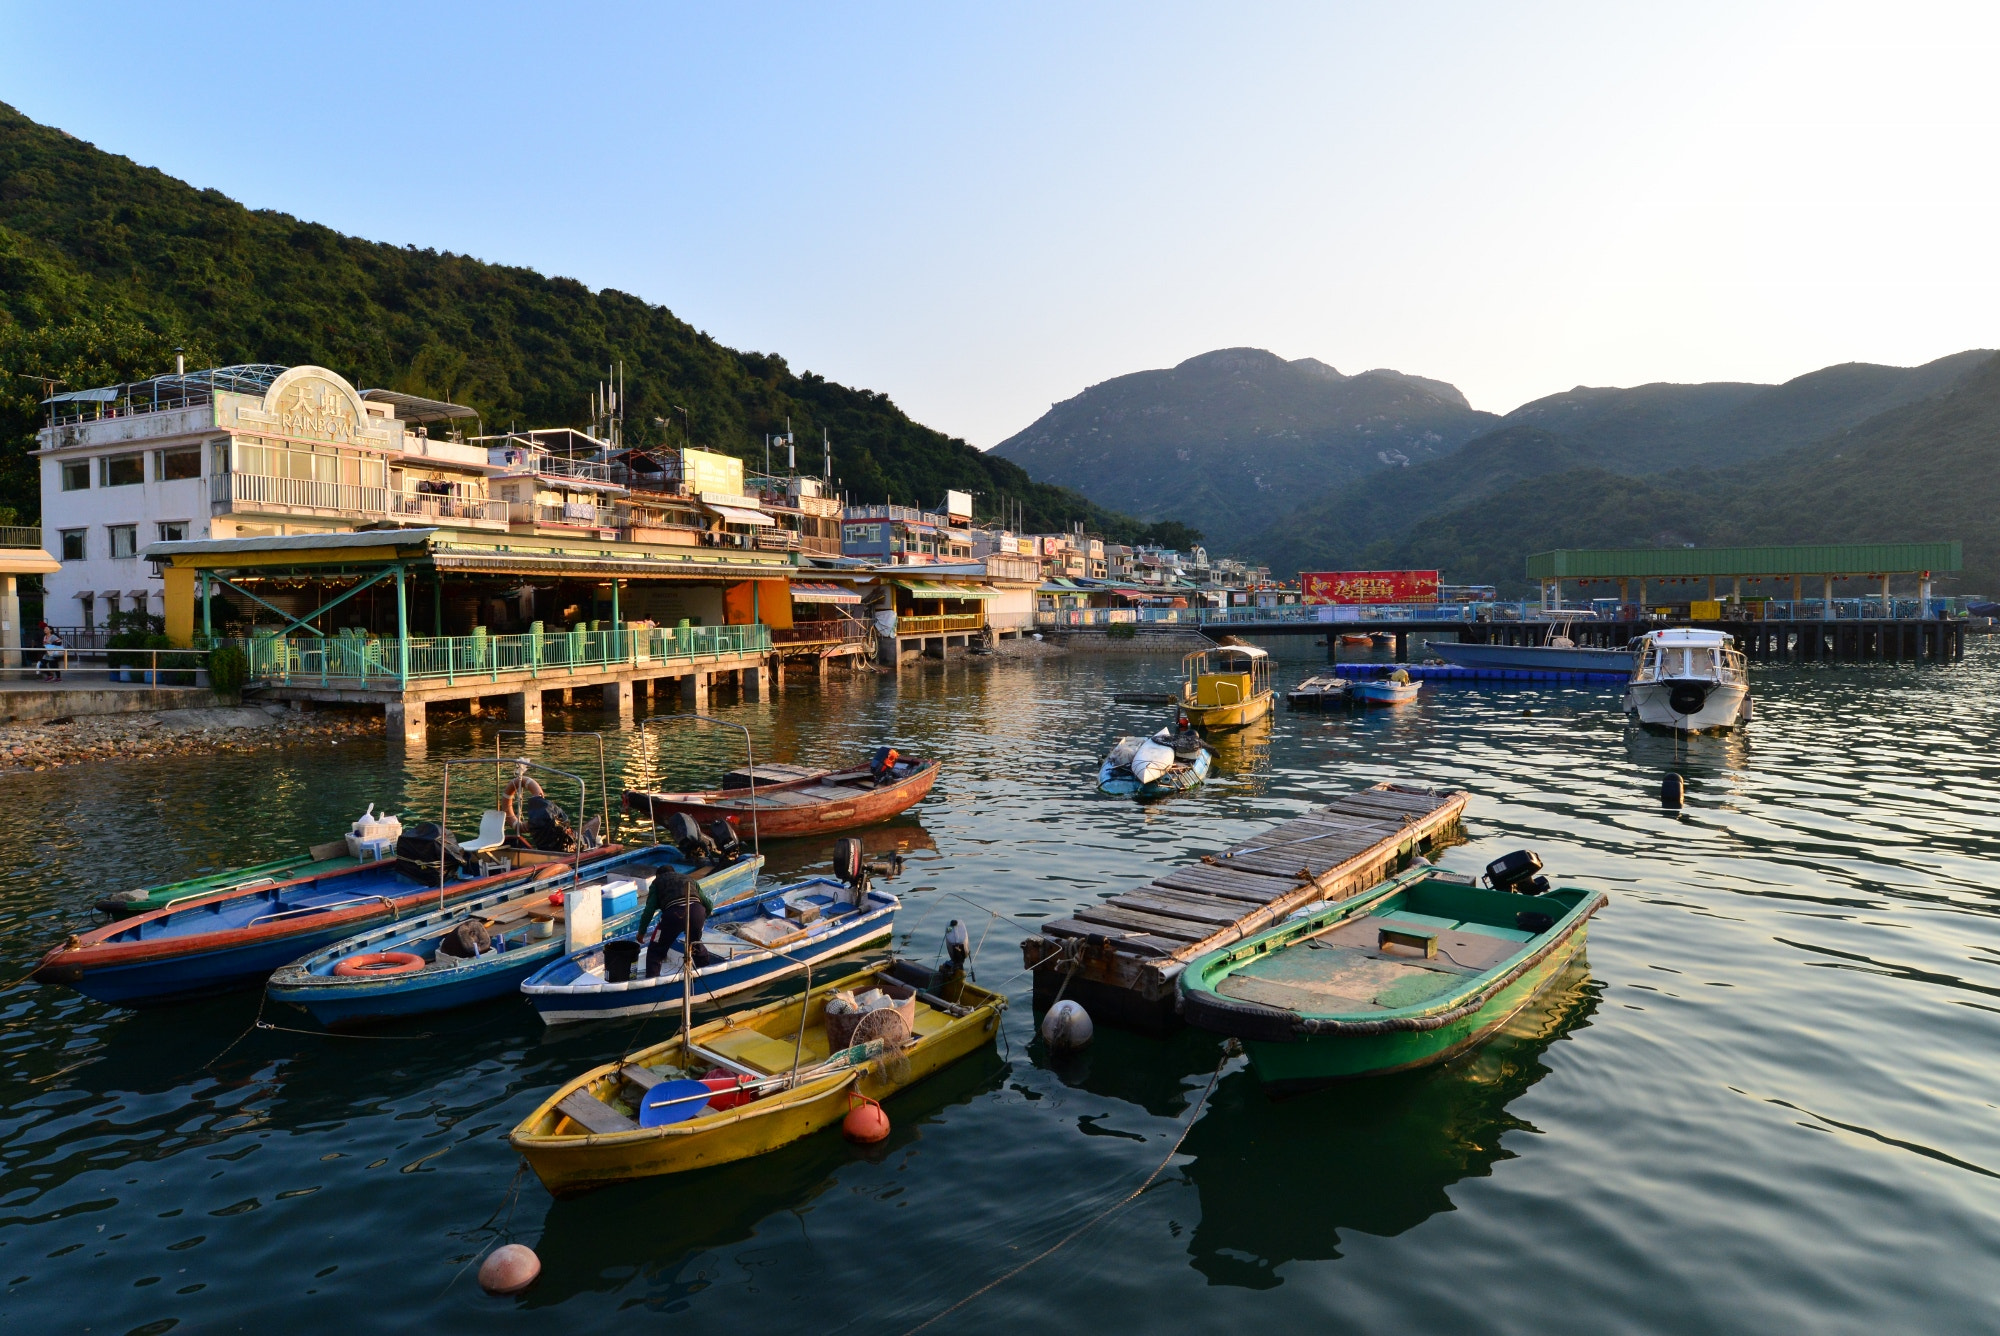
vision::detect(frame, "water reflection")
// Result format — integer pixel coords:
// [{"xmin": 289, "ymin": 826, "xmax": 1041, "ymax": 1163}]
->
[{"xmin": 1180, "ymin": 956, "xmax": 1601, "ymax": 1288}]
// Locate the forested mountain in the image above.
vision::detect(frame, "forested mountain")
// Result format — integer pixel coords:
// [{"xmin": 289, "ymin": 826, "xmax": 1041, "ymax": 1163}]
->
[
  {"xmin": 989, "ymin": 347, "xmax": 1498, "ymax": 551},
  {"xmin": 1260, "ymin": 351, "xmax": 2000, "ymax": 596},
  {"xmin": 0, "ymin": 101, "xmax": 1175, "ymax": 539}
]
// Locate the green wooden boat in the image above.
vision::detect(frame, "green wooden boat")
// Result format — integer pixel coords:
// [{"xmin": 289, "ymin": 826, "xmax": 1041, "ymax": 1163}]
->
[
  {"xmin": 1179, "ymin": 866, "xmax": 1606, "ymax": 1088},
  {"xmin": 95, "ymin": 845, "xmax": 356, "ymax": 917}
]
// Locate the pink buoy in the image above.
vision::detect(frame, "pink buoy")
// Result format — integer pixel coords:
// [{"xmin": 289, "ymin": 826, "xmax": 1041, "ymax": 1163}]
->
[{"xmin": 478, "ymin": 1243, "xmax": 541, "ymax": 1295}]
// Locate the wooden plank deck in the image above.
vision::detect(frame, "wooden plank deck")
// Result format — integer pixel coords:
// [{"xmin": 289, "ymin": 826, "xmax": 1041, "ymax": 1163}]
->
[{"xmin": 1021, "ymin": 780, "xmax": 1468, "ymax": 1031}]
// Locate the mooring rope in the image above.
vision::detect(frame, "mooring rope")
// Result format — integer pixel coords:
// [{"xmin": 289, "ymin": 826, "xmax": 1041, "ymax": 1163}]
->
[{"xmin": 896, "ymin": 1042, "xmax": 1236, "ymax": 1336}]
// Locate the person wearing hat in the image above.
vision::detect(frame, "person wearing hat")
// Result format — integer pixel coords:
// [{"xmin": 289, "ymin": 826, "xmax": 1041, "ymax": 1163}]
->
[{"xmin": 638, "ymin": 867, "xmax": 718, "ymax": 979}]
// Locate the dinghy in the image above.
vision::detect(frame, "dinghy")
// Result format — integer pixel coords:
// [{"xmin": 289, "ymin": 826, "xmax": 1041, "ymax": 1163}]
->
[
  {"xmin": 510, "ymin": 959, "xmax": 1004, "ymax": 1194},
  {"xmin": 1350, "ymin": 670, "xmax": 1422, "ymax": 706},
  {"xmin": 624, "ymin": 748, "xmax": 939, "ymax": 839},
  {"xmin": 520, "ymin": 842, "xmax": 899, "ymax": 1025},
  {"xmin": 1098, "ymin": 718, "xmax": 1211, "ymax": 798},
  {"xmin": 265, "ymin": 846, "xmax": 760, "ymax": 1027},
  {"xmin": 1179, "ymin": 853, "xmax": 1606, "ymax": 1088}
]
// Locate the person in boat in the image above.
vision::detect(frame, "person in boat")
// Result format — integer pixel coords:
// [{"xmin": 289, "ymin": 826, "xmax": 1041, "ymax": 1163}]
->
[
  {"xmin": 500, "ymin": 763, "xmax": 545, "ymax": 835},
  {"xmin": 639, "ymin": 868, "xmax": 718, "ymax": 978}
]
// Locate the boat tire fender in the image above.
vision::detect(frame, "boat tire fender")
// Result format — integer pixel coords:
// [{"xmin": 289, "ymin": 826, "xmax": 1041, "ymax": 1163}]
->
[
  {"xmin": 1668, "ymin": 683, "xmax": 1709, "ymax": 716},
  {"xmin": 333, "ymin": 951, "xmax": 427, "ymax": 978}
]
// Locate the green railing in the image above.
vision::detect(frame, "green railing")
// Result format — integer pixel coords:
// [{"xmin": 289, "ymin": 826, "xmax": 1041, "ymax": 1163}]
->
[{"xmin": 235, "ymin": 623, "xmax": 770, "ymax": 689}]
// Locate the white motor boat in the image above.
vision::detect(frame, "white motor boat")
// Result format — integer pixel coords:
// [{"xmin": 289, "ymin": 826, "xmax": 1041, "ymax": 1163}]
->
[{"xmin": 1624, "ymin": 628, "xmax": 1751, "ymax": 732}]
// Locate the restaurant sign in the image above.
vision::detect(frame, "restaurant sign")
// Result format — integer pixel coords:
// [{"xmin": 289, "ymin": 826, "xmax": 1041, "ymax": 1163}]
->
[{"xmin": 1301, "ymin": 570, "xmax": 1440, "ymax": 604}]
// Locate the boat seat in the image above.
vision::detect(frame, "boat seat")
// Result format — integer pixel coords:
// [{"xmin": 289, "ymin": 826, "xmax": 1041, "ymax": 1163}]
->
[
  {"xmin": 619, "ymin": 1064, "xmax": 669, "ymax": 1092},
  {"xmin": 463, "ymin": 810, "xmax": 508, "ymax": 858},
  {"xmin": 704, "ymin": 1028, "xmax": 815, "ymax": 1075},
  {"xmin": 910, "ymin": 1005, "xmax": 952, "ymax": 1039},
  {"xmin": 555, "ymin": 1089, "xmax": 637, "ymax": 1135}
]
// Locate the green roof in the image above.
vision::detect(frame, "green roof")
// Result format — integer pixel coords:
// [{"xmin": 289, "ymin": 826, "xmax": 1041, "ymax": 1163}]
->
[{"xmin": 1526, "ymin": 542, "xmax": 1962, "ymax": 580}]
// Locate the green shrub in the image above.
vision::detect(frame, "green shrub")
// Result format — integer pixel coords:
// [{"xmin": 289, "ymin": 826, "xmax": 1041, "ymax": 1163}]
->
[
  {"xmin": 208, "ymin": 644, "xmax": 248, "ymax": 697},
  {"xmin": 1106, "ymin": 622, "xmax": 1137, "ymax": 640}
]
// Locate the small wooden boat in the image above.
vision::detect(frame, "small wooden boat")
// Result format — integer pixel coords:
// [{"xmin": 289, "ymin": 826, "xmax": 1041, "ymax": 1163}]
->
[
  {"xmin": 1179, "ymin": 862, "xmax": 1606, "ymax": 1088},
  {"xmin": 97, "ymin": 844, "xmax": 357, "ymax": 917},
  {"xmin": 1286, "ymin": 672, "xmax": 1350, "ymax": 711},
  {"xmin": 34, "ymin": 849, "xmax": 626, "ymax": 1007},
  {"xmin": 623, "ymin": 750, "xmax": 939, "ymax": 839},
  {"xmin": 1178, "ymin": 642, "xmax": 1274, "ymax": 730},
  {"xmin": 264, "ymin": 848, "xmax": 760, "ymax": 1027},
  {"xmin": 1098, "ymin": 725, "xmax": 1211, "ymax": 798},
  {"xmin": 1338, "ymin": 634, "xmax": 1372, "ymax": 647},
  {"xmin": 1176, "ymin": 868, "xmax": 1600, "ymax": 1088},
  {"xmin": 520, "ymin": 867, "xmax": 898, "ymax": 1025},
  {"xmin": 510, "ymin": 959, "xmax": 1005, "ymax": 1194},
  {"xmin": 1351, "ymin": 673, "xmax": 1422, "ymax": 706}
]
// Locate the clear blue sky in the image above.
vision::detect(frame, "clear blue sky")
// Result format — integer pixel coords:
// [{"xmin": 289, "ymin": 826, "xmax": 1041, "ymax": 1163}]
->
[{"xmin": 4, "ymin": 2, "xmax": 1996, "ymax": 444}]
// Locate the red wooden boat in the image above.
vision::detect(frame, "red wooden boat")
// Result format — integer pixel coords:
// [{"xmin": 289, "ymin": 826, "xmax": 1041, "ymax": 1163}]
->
[{"xmin": 623, "ymin": 751, "xmax": 940, "ymax": 839}]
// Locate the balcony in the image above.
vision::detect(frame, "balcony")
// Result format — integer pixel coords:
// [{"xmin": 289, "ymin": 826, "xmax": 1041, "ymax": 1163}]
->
[
  {"xmin": 895, "ymin": 613, "xmax": 984, "ymax": 635},
  {"xmin": 511, "ymin": 500, "xmax": 624, "ymax": 532},
  {"xmin": 214, "ymin": 473, "xmax": 509, "ymax": 526},
  {"xmin": 237, "ymin": 622, "xmax": 772, "ymax": 689},
  {"xmin": 0, "ymin": 527, "xmax": 41, "ymax": 549}
]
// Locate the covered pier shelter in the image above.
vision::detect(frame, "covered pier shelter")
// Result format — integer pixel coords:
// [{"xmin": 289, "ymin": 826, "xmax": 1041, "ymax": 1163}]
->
[
  {"xmin": 1526, "ymin": 542, "xmax": 1962, "ymax": 613},
  {"xmin": 150, "ymin": 528, "xmax": 786, "ymax": 740}
]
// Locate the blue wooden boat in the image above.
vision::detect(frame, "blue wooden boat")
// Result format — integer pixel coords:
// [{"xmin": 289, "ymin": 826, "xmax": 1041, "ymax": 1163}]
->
[
  {"xmin": 264, "ymin": 849, "xmax": 763, "ymax": 1027},
  {"xmin": 521, "ymin": 875, "xmax": 899, "ymax": 1025},
  {"xmin": 33, "ymin": 849, "xmax": 627, "ymax": 1007}
]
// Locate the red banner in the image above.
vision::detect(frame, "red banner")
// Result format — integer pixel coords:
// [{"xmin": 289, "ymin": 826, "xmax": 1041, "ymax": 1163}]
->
[{"xmin": 1301, "ymin": 570, "xmax": 1439, "ymax": 604}]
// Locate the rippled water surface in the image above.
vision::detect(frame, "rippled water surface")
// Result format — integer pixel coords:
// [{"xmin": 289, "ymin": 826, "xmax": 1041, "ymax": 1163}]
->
[{"xmin": 4, "ymin": 641, "xmax": 1999, "ymax": 1334}]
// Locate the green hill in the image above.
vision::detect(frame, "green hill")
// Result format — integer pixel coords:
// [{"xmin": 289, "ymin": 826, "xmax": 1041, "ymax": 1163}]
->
[
  {"xmin": 1287, "ymin": 352, "xmax": 2000, "ymax": 596},
  {"xmin": 988, "ymin": 347, "xmax": 1498, "ymax": 552},
  {"xmin": 0, "ymin": 101, "xmax": 1166, "ymax": 539}
]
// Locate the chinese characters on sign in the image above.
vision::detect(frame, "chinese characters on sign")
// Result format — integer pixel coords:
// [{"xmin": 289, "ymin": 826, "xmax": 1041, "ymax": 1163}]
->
[{"xmin": 1300, "ymin": 570, "xmax": 1440, "ymax": 604}]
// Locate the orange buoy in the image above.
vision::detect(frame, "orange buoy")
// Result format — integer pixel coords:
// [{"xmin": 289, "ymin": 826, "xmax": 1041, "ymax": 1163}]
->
[
  {"xmin": 478, "ymin": 1243, "xmax": 541, "ymax": 1295},
  {"xmin": 842, "ymin": 1092, "xmax": 890, "ymax": 1144},
  {"xmin": 332, "ymin": 951, "xmax": 426, "ymax": 978}
]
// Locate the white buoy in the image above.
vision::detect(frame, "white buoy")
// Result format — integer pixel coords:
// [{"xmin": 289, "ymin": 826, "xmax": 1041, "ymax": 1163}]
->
[
  {"xmin": 1041, "ymin": 999, "xmax": 1093, "ymax": 1050},
  {"xmin": 478, "ymin": 1243, "xmax": 541, "ymax": 1295}
]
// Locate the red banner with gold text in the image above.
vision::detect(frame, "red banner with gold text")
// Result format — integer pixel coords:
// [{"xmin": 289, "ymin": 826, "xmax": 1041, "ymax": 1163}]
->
[{"xmin": 1300, "ymin": 570, "xmax": 1440, "ymax": 604}]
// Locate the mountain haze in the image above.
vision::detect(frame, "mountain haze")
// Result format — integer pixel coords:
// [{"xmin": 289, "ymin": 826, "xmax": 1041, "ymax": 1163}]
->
[{"xmin": 989, "ymin": 347, "xmax": 1498, "ymax": 551}]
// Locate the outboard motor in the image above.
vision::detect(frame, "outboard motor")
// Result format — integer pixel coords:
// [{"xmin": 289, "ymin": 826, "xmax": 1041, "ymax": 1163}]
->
[
  {"xmin": 666, "ymin": 812, "xmax": 713, "ymax": 862},
  {"xmin": 941, "ymin": 919, "xmax": 972, "ymax": 982},
  {"xmin": 868, "ymin": 747, "xmax": 900, "ymax": 783},
  {"xmin": 832, "ymin": 836, "xmax": 866, "ymax": 889},
  {"xmin": 1484, "ymin": 849, "xmax": 1551, "ymax": 896},
  {"xmin": 704, "ymin": 816, "xmax": 742, "ymax": 864}
]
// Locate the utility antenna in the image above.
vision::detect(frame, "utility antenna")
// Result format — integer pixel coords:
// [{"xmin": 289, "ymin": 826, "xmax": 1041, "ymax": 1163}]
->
[{"xmin": 823, "ymin": 427, "xmax": 831, "ymax": 479}]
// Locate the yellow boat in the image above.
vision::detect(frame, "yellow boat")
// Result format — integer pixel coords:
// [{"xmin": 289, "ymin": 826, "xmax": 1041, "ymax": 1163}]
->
[
  {"xmin": 510, "ymin": 960, "xmax": 1005, "ymax": 1195},
  {"xmin": 1178, "ymin": 642, "xmax": 1274, "ymax": 730}
]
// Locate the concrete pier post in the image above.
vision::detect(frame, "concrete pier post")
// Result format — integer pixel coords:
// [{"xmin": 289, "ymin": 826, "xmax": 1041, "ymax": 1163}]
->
[
  {"xmin": 0, "ymin": 575, "xmax": 18, "ymax": 672},
  {"xmin": 466, "ymin": 696, "xmax": 482, "ymax": 717},
  {"xmin": 603, "ymin": 679, "xmax": 633, "ymax": 721},
  {"xmin": 507, "ymin": 690, "xmax": 543, "ymax": 728},
  {"xmin": 744, "ymin": 661, "xmax": 771, "ymax": 699},
  {"xmin": 682, "ymin": 671, "xmax": 708, "ymax": 710},
  {"xmin": 386, "ymin": 699, "xmax": 426, "ymax": 745}
]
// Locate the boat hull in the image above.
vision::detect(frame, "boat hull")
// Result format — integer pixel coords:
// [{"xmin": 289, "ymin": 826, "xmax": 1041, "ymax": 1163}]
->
[
  {"xmin": 1243, "ymin": 924, "xmax": 1589, "ymax": 1088},
  {"xmin": 511, "ymin": 963, "xmax": 1004, "ymax": 1194},
  {"xmin": 1431, "ymin": 641, "xmax": 1634, "ymax": 673},
  {"xmin": 522, "ymin": 884, "xmax": 899, "ymax": 1024},
  {"xmin": 1181, "ymin": 690, "xmax": 1274, "ymax": 731},
  {"xmin": 624, "ymin": 758, "xmax": 938, "ymax": 838},
  {"xmin": 99, "ymin": 852, "xmax": 357, "ymax": 918},
  {"xmin": 1351, "ymin": 680, "xmax": 1421, "ymax": 706},
  {"xmin": 1624, "ymin": 680, "xmax": 1751, "ymax": 733},
  {"xmin": 36, "ymin": 853, "xmax": 620, "ymax": 1007}
]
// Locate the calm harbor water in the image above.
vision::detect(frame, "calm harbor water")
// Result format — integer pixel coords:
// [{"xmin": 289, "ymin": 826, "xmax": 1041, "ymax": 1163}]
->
[{"xmin": 4, "ymin": 640, "xmax": 1999, "ymax": 1334}]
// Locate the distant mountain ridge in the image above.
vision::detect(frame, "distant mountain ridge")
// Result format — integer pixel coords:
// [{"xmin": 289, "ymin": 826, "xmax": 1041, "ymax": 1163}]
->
[
  {"xmin": 1255, "ymin": 350, "xmax": 2000, "ymax": 596},
  {"xmin": 989, "ymin": 347, "xmax": 1499, "ymax": 551}
]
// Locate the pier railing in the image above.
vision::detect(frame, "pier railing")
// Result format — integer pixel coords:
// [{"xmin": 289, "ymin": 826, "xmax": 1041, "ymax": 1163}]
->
[
  {"xmin": 893, "ymin": 613, "xmax": 984, "ymax": 635},
  {"xmin": 1039, "ymin": 598, "xmax": 1963, "ymax": 629},
  {"xmin": 235, "ymin": 623, "xmax": 770, "ymax": 690}
]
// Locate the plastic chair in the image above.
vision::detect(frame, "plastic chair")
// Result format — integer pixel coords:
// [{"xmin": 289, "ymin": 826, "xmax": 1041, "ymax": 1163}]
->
[{"xmin": 463, "ymin": 809, "xmax": 508, "ymax": 857}]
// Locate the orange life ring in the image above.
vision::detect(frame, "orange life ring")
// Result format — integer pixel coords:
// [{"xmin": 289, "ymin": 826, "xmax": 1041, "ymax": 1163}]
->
[{"xmin": 333, "ymin": 951, "xmax": 426, "ymax": 978}]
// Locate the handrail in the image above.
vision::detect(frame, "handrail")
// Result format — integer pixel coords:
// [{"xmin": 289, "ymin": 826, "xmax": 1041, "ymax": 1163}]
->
[
  {"xmin": 248, "ymin": 893, "xmax": 398, "ymax": 927},
  {"xmin": 438, "ymin": 756, "xmax": 590, "ymax": 913}
]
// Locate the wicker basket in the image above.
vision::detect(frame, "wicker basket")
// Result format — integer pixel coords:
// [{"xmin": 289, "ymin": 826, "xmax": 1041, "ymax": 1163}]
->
[{"xmin": 824, "ymin": 979, "xmax": 917, "ymax": 1050}]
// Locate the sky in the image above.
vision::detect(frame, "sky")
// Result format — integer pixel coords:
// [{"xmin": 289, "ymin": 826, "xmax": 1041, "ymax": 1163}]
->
[{"xmin": 4, "ymin": 1, "xmax": 1998, "ymax": 445}]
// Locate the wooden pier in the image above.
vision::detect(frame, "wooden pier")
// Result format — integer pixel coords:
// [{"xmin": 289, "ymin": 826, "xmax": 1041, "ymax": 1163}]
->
[{"xmin": 1020, "ymin": 781, "xmax": 1468, "ymax": 1032}]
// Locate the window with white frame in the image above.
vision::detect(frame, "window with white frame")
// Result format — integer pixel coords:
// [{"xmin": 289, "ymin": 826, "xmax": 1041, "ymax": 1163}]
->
[{"xmin": 158, "ymin": 521, "xmax": 188, "ymax": 542}]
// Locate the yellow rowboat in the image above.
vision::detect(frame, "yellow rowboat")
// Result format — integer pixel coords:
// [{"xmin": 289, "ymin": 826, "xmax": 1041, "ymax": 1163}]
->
[
  {"xmin": 510, "ymin": 960, "xmax": 1005, "ymax": 1195},
  {"xmin": 1178, "ymin": 641, "xmax": 1274, "ymax": 730}
]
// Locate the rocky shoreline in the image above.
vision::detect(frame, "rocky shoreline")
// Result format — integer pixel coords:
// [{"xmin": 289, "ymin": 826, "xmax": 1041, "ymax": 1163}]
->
[{"xmin": 0, "ymin": 704, "xmax": 384, "ymax": 771}]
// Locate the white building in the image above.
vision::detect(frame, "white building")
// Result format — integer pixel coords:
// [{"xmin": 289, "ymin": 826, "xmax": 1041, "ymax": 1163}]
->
[{"xmin": 38, "ymin": 363, "xmax": 498, "ymax": 632}]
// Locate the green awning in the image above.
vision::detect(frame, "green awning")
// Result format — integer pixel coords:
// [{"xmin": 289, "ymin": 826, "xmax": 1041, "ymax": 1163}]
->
[{"xmin": 896, "ymin": 580, "xmax": 999, "ymax": 600}]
